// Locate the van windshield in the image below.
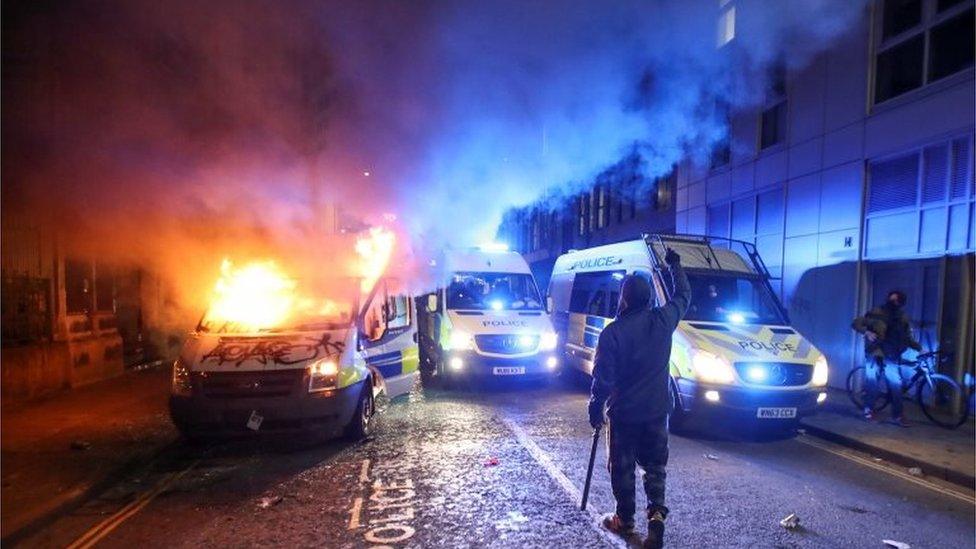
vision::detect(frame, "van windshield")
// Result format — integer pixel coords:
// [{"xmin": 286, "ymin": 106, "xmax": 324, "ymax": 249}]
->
[
  {"xmin": 197, "ymin": 277, "xmax": 359, "ymax": 334},
  {"xmin": 684, "ymin": 272, "xmax": 785, "ymax": 325},
  {"xmin": 447, "ymin": 272, "xmax": 543, "ymax": 311}
]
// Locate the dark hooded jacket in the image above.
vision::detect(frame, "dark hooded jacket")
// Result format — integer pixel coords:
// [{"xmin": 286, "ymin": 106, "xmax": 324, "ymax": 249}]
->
[
  {"xmin": 852, "ymin": 304, "xmax": 921, "ymax": 361},
  {"xmin": 589, "ymin": 263, "xmax": 691, "ymax": 423}
]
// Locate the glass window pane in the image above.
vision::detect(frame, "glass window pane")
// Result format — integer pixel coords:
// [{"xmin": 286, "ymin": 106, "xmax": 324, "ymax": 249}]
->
[
  {"xmin": 760, "ymin": 101, "xmax": 787, "ymax": 149},
  {"xmin": 882, "ymin": 0, "xmax": 922, "ymax": 40},
  {"xmin": 919, "ymin": 207, "xmax": 948, "ymax": 252},
  {"xmin": 929, "ymin": 9, "xmax": 975, "ymax": 82},
  {"xmin": 948, "ymin": 203, "xmax": 971, "ymax": 250},
  {"xmin": 875, "ymin": 35, "xmax": 924, "ymax": 103},
  {"xmin": 950, "ymin": 137, "xmax": 973, "ymax": 199}
]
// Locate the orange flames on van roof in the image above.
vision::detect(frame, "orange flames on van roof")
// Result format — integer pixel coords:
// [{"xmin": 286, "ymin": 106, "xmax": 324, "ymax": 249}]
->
[{"xmin": 201, "ymin": 227, "xmax": 396, "ymax": 332}]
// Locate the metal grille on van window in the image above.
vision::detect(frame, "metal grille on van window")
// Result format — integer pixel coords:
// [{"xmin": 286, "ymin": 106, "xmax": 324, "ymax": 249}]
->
[
  {"xmin": 950, "ymin": 137, "xmax": 972, "ymax": 199},
  {"xmin": 922, "ymin": 144, "xmax": 948, "ymax": 203},
  {"xmin": 869, "ymin": 154, "xmax": 919, "ymax": 213}
]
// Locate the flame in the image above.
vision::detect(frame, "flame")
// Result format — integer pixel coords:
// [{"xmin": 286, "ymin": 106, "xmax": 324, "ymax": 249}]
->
[
  {"xmin": 205, "ymin": 259, "xmax": 297, "ymax": 332},
  {"xmin": 355, "ymin": 226, "xmax": 395, "ymax": 294}
]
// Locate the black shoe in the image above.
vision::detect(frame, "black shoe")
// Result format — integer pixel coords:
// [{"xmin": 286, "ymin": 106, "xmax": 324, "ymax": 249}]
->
[
  {"xmin": 644, "ymin": 509, "xmax": 666, "ymax": 549},
  {"xmin": 602, "ymin": 514, "xmax": 634, "ymax": 536}
]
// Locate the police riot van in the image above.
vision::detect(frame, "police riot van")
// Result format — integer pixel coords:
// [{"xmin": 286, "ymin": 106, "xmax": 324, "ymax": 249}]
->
[
  {"xmin": 416, "ymin": 245, "xmax": 560, "ymax": 382},
  {"xmin": 170, "ymin": 272, "xmax": 419, "ymax": 441},
  {"xmin": 549, "ymin": 234, "xmax": 829, "ymax": 423}
]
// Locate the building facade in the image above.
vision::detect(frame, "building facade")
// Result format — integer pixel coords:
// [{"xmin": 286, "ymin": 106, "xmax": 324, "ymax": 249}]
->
[
  {"xmin": 502, "ymin": 0, "xmax": 975, "ymax": 390},
  {"xmin": 678, "ymin": 0, "xmax": 974, "ymax": 388}
]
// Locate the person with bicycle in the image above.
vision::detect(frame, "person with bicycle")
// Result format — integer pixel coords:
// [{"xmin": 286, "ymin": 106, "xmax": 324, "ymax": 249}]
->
[{"xmin": 851, "ymin": 290, "xmax": 922, "ymax": 426}]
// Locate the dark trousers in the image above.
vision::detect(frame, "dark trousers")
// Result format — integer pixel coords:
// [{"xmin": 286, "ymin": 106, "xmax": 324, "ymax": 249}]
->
[
  {"xmin": 607, "ymin": 414, "xmax": 669, "ymax": 524},
  {"xmin": 864, "ymin": 357, "xmax": 905, "ymax": 418}
]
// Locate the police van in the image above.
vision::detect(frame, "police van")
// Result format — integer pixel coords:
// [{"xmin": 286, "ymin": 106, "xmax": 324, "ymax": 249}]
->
[
  {"xmin": 549, "ymin": 234, "xmax": 829, "ymax": 423},
  {"xmin": 417, "ymin": 245, "xmax": 560, "ymax": 382},
  {"xmin": 169, "ymin": 275, "xmax": 418, "ymax": 441}
]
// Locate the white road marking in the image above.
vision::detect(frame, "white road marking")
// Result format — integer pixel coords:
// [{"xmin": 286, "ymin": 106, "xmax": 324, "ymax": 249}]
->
[
  {"xmin": 797, "ymin": 435, "xmax": 975, "ymax": 505},
  {"xmin": 359, "ymin": 458, "xmax": 371, "ymax": 484},
  {"xmin": 348, "ymin": 497, "xmax": 364, "ymax": 529},
  {"xmin": 501, "ymin": 416, "xmax": 629, "ymax": 549},
  {"xmin": 66, "ymin": 460, "xmax": 199, "ymax": 549}
]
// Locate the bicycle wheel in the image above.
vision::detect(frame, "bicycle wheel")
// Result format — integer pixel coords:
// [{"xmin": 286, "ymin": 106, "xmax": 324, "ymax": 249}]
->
[
  {"xmin": 846, "ymin": 366, "xmax": 890, "ymax": 412},
  {"xmin": 917, "ymin": 373, "xmax": 969, "ymax": 429}
]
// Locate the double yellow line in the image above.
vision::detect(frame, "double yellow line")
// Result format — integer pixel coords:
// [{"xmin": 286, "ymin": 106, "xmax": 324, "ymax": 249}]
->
[{"xmin": 66, "ymin": 460, "xmax": 199, "ymax": 549}]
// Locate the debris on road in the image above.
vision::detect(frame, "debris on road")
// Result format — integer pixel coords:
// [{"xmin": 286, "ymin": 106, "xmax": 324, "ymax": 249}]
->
[
  {"xmin": 257, "ymin": 495, "xmax": 283, "ymax": 509},
  {"xmin": 907, "ymin": 467, "xmax": 923, "ymax": 477},
  {"xmin": 779, "ymin": 513, "xmax": 800, "ymax": 530},
  {"xmin": 796, "ymin": 428, "xmax": 806, "ymax": 435},
  {"xmin": 882, "ymin": 540, "xmax": 911, "ymax": 549},
  {"xmin": 70, "ymin": 440, "xmax": 92, "ymax": 451},
  {"xmin": 704, "ymin": 453, "xmax": 719, "ymax": 461},
  {"xmin": 484, "ymin": 457, "xmax": 500, "ymax": 467},
  {"xmin": 873, "ymin": 457, "xmax": 883, "ymax": 462}
]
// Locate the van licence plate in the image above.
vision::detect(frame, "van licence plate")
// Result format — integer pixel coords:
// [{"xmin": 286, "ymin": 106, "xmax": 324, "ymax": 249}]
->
[
  {"xmin": 756, "ymin": 407, "xmax": 796, "ymax": 419},
  {"xmin": 493, "ymin": 367, "xmax": 525, "ymax": 376}
]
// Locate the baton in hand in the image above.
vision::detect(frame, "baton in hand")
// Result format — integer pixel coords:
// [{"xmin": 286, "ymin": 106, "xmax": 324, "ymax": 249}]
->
[{"xmin": 580, "ymin": 426, "xmax": 601, "ymax": 511}]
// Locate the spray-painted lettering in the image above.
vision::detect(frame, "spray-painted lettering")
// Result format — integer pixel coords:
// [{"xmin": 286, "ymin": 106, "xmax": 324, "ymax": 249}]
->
[{"xmin": 202, "ymin": 332, "xmax": 345, "ymax": 367}]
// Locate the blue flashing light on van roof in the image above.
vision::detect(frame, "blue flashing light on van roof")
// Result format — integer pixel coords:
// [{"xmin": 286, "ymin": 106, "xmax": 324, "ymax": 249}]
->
[{"xmin": 477, "ymin": 242, "xmax": 510, "ymax": 252}]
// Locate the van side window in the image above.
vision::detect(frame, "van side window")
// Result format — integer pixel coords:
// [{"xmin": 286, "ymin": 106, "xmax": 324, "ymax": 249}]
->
[
  {"xmin": 362, "ymin": 282, "xmax": 388, "ymax": 341},
  {"xmin": 568, "ymin": 270, "xmax": 625, "ymax": 318},
  {"xmin": 386, "ymin": 295, "xmax": 411, "ymax": 330}
]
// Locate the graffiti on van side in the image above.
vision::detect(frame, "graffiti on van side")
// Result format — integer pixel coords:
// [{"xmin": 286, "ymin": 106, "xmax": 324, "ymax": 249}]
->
[{"xmin": 201, "ymin": 332, "xmax": 346, "ymax": 367}]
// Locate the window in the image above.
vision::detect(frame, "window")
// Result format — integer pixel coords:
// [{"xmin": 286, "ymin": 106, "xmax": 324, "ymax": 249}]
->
[
  {"xmin": 685, "ymin": 272, "xmax": 785, "ymax": 325},
  {"xmin": 577, "ymin": 194, "xmax": 589, "ymax": 236},
  {"xmin": 65, "ymin": 259, "xmax": 92, "ymax": 315},
  {"xmin": 447, "ymin": 272, "xmax": 543, "ymax": 311},
  {"xmin": 95, "ymin": 264, "xmax": 115, "ymax": 312},
  {"xmin": 866, "ymin": 135, "xmax": 975, "ymax": 257},
  {"xmin": 531, "ymin": 210, "xmax": 541, "ymax": 251},
  {"xmin": 592, "ymin": 186, "xmax": 609, "ymax": 230},
  {"xmin": 760, "ymin": 63, "xmax": 787, "ymax": 149},
  {"xmin": 385, "ymin": 294, "xmax": 410, "ymax": 330},
  {"xmin": 874, "ymin": 0, "xmax": 975, "ymax": 104},
  {"xmin": 568, "ymin": 271, "xmax": 624, "ymax": 318},
  {"xmin": 707, "ymin": 203, "xmax": 730, "ymax": 238}
]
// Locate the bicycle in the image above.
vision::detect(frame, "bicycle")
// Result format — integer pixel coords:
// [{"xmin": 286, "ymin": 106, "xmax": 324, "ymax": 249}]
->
[{"xmin": 846, "ymin": 351, "xmax": 970, "ymax": 429}]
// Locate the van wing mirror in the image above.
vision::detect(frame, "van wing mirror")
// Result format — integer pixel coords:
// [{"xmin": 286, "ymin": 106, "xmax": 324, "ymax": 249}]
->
[{"xmin": 546, "ymin": 296, "xmax": 553, "ymax": 314}]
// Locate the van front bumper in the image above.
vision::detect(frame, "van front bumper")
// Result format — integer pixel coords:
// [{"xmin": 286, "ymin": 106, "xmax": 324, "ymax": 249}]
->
[
  {"xmin": 169, "ymin": 374, "xmax": 365, "ymax": 438},
  {"xmin": 442, "ymin": 350, "xmax": 560, "ymax": 379},
  {"xmin": 675, "ymin": 378, "xmax": 825, "ymax": 420}
]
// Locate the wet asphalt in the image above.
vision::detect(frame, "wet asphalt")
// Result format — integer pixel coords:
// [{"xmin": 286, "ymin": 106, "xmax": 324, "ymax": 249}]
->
[{"xmin": 17, "ymin": 375, "xmax": 976, "ymax": 548}]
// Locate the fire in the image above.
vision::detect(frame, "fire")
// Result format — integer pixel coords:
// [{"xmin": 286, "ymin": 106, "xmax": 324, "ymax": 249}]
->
[
  {"xmin": 355, "ymin": 226, "xmax": 395, "ymax": 294},
  {"xmin": 205, "ymin": 259, "xmax": 297, "ymax": 332}
]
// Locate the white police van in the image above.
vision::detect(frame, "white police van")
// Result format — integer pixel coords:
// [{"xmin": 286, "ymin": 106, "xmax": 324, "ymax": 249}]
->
[
  {"xmin": 170, "ymin": 276, "xmax": 419, "ymax": 441},
  {"xmin": 548, "ymin": 234, "xmax": 829, "ymax": 423},
  {"xmin": 417, "ymin": 245, "xmax": 560, "ymax": 382}
]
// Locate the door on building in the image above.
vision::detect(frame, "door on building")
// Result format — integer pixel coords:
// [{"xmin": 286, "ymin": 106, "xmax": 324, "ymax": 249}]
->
[{"xmin": 868, "ymin": 258, "xmax": 943, "ymax": 353}]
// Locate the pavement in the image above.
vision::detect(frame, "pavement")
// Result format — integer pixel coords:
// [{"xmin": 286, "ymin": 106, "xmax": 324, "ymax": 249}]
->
[
  {"xmin": 5, "ymin": 375, "xmax": 974, "ymax": 548},
  {"xmin": 1, "ymin": 366, "xmax": 177, "ymax": 543},
  {"xmin": 800, "ymin": 387, "xmax": 975, "ymax": 489}
]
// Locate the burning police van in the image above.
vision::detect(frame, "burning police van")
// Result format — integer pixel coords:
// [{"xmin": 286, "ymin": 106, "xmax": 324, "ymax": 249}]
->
[
  {"xmin": 416, "ymin": 245, "xmax": 560, "ymax": 383},
  {"xmin": 548, "ymin": 234, "xmax": 829, "ymax": 425},
  {"xmin": 170, "ymin": 232, "xmax": 419, "ymax": 441}
]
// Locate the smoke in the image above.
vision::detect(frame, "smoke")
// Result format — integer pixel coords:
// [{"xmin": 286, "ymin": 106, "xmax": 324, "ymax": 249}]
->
[{"xmin": 2, "ymin": 0, "xmax": 867, "ymax": 321}]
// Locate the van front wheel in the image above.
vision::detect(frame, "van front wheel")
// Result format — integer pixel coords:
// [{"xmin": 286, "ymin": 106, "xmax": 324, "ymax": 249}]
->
[{"xmin": 345, "ymin": 385, "xmax": 374, "ymax": 441}]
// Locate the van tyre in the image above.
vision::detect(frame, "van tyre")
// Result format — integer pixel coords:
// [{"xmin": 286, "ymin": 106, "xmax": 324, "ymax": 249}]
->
[{"xmin": 345, "ymin": 384, "xmax": 374, "ymax": 441}]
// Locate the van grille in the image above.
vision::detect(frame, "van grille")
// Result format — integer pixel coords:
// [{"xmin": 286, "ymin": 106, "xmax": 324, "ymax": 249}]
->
[
  {"xmin": 475, "ymin": 334, "xmax": 538, "ymax": 355},
  {"xmin": 197, "ymin": 369, "xmax": 302, "ymax": 399},
  {"xmin": 733, "ymin": 362, "xmax": 812, "ymax": 387}
]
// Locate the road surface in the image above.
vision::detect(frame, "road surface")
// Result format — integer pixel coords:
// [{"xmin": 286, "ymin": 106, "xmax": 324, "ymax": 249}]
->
[{"xmin": 17, "ymin": 376, "xmax": 975, "ymax": 548}]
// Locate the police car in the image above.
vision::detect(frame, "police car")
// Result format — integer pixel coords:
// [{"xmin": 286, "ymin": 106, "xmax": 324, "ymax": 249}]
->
[
  {"xmin": 416, "ymin": 245, "xmax": 560, "ymax": 382},
  {"xmin": 169, "ymin": 276, "xmax": 418, "ymax": 440},
  {"xmin": 548, "ymin": 234, "xmax": 829, "ymax": 424}
]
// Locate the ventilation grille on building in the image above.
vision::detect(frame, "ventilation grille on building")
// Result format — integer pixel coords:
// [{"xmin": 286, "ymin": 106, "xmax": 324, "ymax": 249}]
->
[
  {"xmin": 950, "ymin": 137, "xmax": 972, "ymax": 200},
  {"xmin": 922, "ymin": 144, "xmax": 948, "ymax": 203},
  {"xmin": 869, "ymin": 154, "xmax": 919, "ymax": 213}
]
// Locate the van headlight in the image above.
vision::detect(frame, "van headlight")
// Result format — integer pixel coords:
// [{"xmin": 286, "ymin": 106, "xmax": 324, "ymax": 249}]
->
[
  {"xmin": 447, "ymin": 330, "xmax": 474, "ymax": 351},
  {"xmin": 692, "ymin": 350, "xmax": 736, "ymax": 384},
  {"xmin": 308, "ymin": 359, "xmax": 339, "ymax": 392},
  {"xmin": 539, "ymin": 332, "xmax": 558, "ymax": 351},
  {"xmin": 812, "ymin": 355, "xmax": 829, "ymax": 386},
  {"xmin": 171, "ymin": 358, "xmax": 192, "ymax": 396}
]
